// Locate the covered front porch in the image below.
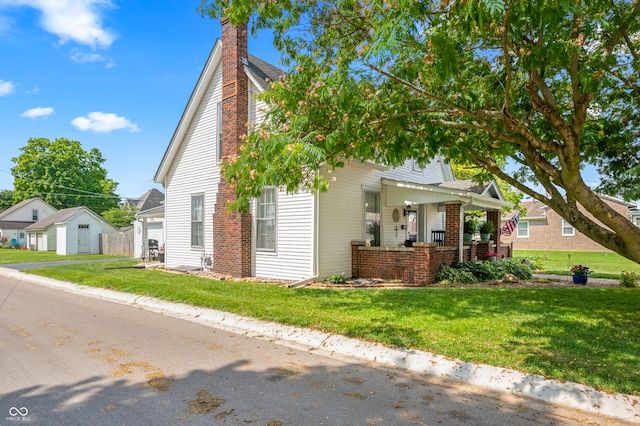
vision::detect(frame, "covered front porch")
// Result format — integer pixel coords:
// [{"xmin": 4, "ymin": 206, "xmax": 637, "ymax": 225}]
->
[{"xmin": 353, "ymin": 179, "xmax": 513, "ymax": 286}]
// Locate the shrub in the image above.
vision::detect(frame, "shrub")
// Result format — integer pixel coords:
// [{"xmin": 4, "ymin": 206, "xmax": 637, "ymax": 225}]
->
[
  {"xmin": 436, "ymin": 258, "xmax": 533, "ymax": 284},
  {"xmin": 435, "ymin": 264, "xmax": 476, "ymax": 285},
  {"xmin": 457, "ymin": 261, "xmax": 497, "ymax": 281},
  {"xmin": 499, "ymin": 258, "xmax": 533, "ymax": 280},
  {"xmin": 619, "ymin": 270, "xmax": 640, "ymax": 288},
  {"xmin": 325, "ymin": 274, "xmax": 346, "ymax": 284}
]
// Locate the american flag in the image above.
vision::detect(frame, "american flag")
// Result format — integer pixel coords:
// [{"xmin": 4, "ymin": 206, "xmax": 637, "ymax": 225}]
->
[{"xmin": 501, "ymin": 211, "xmax": 521, "ymax": 236}]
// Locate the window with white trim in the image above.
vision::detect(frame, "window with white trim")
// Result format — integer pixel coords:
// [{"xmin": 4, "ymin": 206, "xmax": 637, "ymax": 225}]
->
[
  {"xmin": 256, "ymin": 187, "xmax": 276, "ymax": 251},
  {"xmin": 517, "ymin": 221, "xmax": 529, "ymax": 238},
  {"xmin": 32, "ymin": 209, "xmax": 38, "ymax": 221},
  {"xmin": 191, "ymin": 194, "xmax": 204, "ymax": 247},
  {"xmin": 561, "ymin": 219, "xmax": 575, "ymax": 236}
]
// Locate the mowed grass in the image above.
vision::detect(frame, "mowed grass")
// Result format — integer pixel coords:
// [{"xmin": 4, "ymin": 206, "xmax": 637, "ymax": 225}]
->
[
  {"xmin": 0, "ymin": 249, "xmax": 125, "ymax": 264},
  {"xmin": 514, "ymin": 250, "xmax": 640, "ymax": 279},
  {"xmin": 24, "ymin": 260, "xmax": 640, "ymax": 396}
]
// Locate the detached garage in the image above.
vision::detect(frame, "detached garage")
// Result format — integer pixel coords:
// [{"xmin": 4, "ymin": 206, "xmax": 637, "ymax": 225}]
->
[{"xmin": 25, "ymin": 206, "xmax": 118, "ymax": 255}]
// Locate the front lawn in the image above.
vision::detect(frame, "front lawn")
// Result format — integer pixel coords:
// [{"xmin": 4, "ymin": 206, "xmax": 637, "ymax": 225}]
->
[
  {"xmin": 514, "ymin": 250, "xmax": 640, "ymax": 279},
  {"xmin": 0, "ymin": 250, "xmax": 126, "ymax": 264},
  {"xmin": 22, "ymin": 260, "xmax": 640, "ymax": 397}
]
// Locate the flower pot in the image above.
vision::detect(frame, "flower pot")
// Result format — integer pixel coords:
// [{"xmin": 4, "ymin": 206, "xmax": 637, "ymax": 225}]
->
[
  {"xmin": 487, "ymin": 256, "xmax": 497, "ymax": 262},
  {"xmin": 480, "ymin": 233, "xmax": 490, "ymax": 241},
  {"xmin": 463, "ymin": 233, "xmax": 473, "ymax": 242},
  {"xmin": 572, "ymin": 274, "xmax": 588, "ymax": 285}
]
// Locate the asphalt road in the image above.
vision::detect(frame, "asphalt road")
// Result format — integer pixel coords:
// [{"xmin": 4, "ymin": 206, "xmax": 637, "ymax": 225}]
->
[{"xmin": 0, "ymin": 274, "xmax": 627, "ymax": 425}]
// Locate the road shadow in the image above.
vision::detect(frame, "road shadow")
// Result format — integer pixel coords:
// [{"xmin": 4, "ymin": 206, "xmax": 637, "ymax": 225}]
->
[{"xmin": 0, "ymin": 358, "xmax": 612, "ymax": 425}]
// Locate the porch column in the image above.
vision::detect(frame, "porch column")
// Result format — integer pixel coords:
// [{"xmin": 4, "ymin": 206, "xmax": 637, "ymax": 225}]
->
[
  {"xmin": 487, "ymin": 210, "xmax": 501, "ymax": 246},
  {"xmin": 444, "ymin": 202, "xmax": 462, "ymax": 262}
]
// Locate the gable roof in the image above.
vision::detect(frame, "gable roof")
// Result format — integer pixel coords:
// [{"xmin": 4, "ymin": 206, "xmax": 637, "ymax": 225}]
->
[
  {"xmin": 124, "ymin": 188, "xmax": 165, "ymax": 211},
  {"xmin": 154, "ymin": 39, "xmax": 284, "ymax": 184},
  {"xmin": 244, "ymin": 54, "xmax": 284, "ymax": 91},
  {"xmin": 436, "ymin": 180, "xmax": 506, "ymax": 202},
  {"xmin": 24, "ymin": 206, "xmax": 116, "ymax": 231},
  {"xmin": 0, "ymin": 197, "xmax": 56, "ymax": 220}
]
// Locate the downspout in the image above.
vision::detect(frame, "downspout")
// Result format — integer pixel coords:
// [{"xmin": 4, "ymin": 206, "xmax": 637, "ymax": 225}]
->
[{"xmin": 459, "ymin": 196, "xmax": 474, "ymax": 262}]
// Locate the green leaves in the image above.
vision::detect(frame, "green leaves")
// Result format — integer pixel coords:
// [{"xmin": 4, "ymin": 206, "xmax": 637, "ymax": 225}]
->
[
  {"xmin": 202, "ymin": 0, "xmax": 640, "ymax": 262},
  {"xmin": 11, "ymin": 138, "xmax": 119, "ymax": 214}
]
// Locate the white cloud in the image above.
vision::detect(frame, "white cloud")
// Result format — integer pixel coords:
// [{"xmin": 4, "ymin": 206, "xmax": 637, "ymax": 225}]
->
[
  {"xmin": 71, "ymin": 111, "xmax": 140, "ymax": 133},
  {"xmin": 0, "ymin": 0, "xmax": 116, "ymax": 48},
  {"xmin": 0, "ymin": 79, "xmax": 15, "ymax": 95},
  {"xmin": 70, "ymin": 48, "xmax": 114, "ymax": 67},
  {"xmin": 21, "ymin": 106, "xmax": 54, "ymax": 118}
]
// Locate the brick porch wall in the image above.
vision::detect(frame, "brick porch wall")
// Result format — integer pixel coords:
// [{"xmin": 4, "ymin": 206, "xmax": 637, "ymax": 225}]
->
[
  {"xmin": 352, "ymin": 242, "xmax": 459, "ymax": 286},
  {"xmin": 352, "ymin": 239, "xmax": 513, "ymax": 286}
]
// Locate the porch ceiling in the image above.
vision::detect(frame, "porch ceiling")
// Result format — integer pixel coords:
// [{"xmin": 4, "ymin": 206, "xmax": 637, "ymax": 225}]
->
[{"xmin": 382, "ymin": 178, "xmax": 512, "ymax": 211}]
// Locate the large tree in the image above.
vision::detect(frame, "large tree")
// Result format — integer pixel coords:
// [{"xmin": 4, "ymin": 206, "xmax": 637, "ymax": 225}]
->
[
  {"xmin": 100, "ymin": 205, "xmax": 138, "ymax": 228},
  {"xmin": 200, "ymin": 0, "xmax": 640, "ymax": 263},
  {"xmin": 11, "ymin": 138, "xmax": 119, "ymax": 214},
  {"xmin": 0, "ymin": 190, "xmax": 14, "ymax": 212}
]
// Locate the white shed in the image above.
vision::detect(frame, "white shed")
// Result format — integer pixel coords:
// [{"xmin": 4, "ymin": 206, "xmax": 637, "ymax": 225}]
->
[{"xmin": 24, "ymin": 206, "xmax": 118, "ymax": 254}]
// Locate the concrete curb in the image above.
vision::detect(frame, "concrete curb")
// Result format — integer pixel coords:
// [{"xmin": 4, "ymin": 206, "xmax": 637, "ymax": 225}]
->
[{"xmin": 2, "ymin": 267, "xmax": 639, "ymax": 423}]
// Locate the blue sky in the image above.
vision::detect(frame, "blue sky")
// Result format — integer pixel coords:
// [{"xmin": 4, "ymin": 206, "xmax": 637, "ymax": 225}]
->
[{"xmin": 0, "ymin": 0, "xmax": 279, "ymax": 199}]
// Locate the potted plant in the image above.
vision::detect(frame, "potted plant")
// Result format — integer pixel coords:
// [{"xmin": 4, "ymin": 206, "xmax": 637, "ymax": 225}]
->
[
  {"xmin": 478, "ymin": 221, "xmax": 494, "ymax": 241},
  {"xmin": 463, "ymin": 218, "xmax": 477, "ymax": 242},
  {"xmin": 571, "ymin": 264, "xmax": 591, "ymax": 285},
  {"xmin": 485, "ymin": 251, "xmax": 499, "ymax": 262}
]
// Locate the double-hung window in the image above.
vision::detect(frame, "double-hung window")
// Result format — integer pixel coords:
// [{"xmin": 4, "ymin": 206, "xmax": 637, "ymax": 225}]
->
[
  {"xmin": 516, "ymin": 221, "xmax": 529, "ymax": 238},
  {"xmin": 256, "ymin": 187, "xmax": 276, "ymax": 251},
  {"xmin": 191, "ymin": 194, "xmax": 204, "ymax": 248},
  {"xmin": 561, "ymin": 219, "xmax": 575, "ymax": 236}
]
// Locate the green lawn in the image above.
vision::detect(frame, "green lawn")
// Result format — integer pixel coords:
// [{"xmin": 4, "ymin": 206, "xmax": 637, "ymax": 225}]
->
[
  {"xmin": 514, "ymin": 250, "xmax": 640, "ymax": 279},
  {"xmin": 22, "ymin": 260, "xmax": 640, "ymax": 397},
  {"xmin": 0, "ymin": 249, "xmax": 127, "ymax": 264}
]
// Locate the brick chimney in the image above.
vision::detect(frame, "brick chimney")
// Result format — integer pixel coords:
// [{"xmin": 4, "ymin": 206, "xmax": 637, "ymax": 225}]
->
[{"xmin": 213, "ymin": 18, "xmax": 252, "ymax": 277}]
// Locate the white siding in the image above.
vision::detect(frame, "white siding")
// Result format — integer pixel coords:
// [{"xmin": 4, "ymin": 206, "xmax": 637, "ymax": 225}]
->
[
  {"xmin": 254, "ymin": 190, "xmax": 315, "ymax": 280},
  {"xmin": 382, "ymin": 157, "xmax": 448, "ymax": 184},
  {"xmin": 317, "ymin": 158, "xmax": 451, "ymax": 278},
  {"xmin": 0, "ymin": 199, "xmax": 56, "ymax": 222},
  {"xmin": 318, "ymin": 162, "xmax": 382, "ymax": 278},
  {"xmin": 164, "ymin": 65, "xmax": 222, "ymax": 269}
]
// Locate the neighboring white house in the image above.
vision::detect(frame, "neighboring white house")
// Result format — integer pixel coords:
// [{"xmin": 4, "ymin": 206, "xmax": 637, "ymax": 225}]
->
[
  {"xmin": 24, "ymin": 206, "xmax": 118, "ymax": 255},
  {"xmin": 153, "ymin": 20, "xmax": 510, "ymax": 282},
  {"xmin": 0, "ymin": 198, "xmax": 57, "ymax": 248},
  {"xmin": 134, "ymin": 204, "xmax": 165, "ymax": 259}
]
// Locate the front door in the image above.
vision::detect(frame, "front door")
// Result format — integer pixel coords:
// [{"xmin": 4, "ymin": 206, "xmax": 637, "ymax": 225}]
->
[{"xmin": 78, "ymin": 224, "xmax": 90, "ymax": 253}]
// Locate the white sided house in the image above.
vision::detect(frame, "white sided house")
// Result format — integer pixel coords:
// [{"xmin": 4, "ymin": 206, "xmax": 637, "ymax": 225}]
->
[
  {"xmin": 0, "ymin": 198, "xmax": 57, "ymax": 248},
  {"xmin": 24, "ymin": 206, "xmax": 118, "ymax": 255},
  {"xmin": 154, "ymin": 20, "xmax": 511, "ymax": 284}
]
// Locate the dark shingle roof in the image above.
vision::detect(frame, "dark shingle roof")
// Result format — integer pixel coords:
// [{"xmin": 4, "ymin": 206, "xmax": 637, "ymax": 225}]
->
[
  {"xmin": 124, "ymin": 188, "xmax": 164, "ymax": 211},
  {"xmin": 245, "ymin": 54, "xmax": 285, "ymax": 91},
  {"xmin": 0, "ymin": 221, "xmax": 34, "ymax": 229}
]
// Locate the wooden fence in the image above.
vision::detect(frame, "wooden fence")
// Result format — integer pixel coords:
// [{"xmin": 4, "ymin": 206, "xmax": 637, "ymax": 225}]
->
[{"xmin": 100, "ymin": 233, "xmax": 134, "ymax": 257}]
